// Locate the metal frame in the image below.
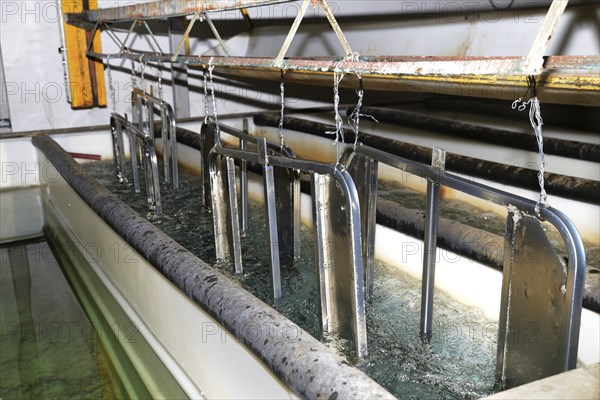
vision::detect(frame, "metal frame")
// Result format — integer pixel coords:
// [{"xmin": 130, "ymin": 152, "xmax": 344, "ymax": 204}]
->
[
  {"xmin": 69, "ymin": 0, "xmax": 596, "ymax": 81},
  {"xmin": 341, "ymin": 143, "xmax": 585, "ymax": 383},
  {"xmin": 111, "ymin": 112, "xmax": 162, "ymax": 214},
  {"xmin": 132, "ymin": 88, "xmax": 179, "ymax": 189},
  {"xmin": 204, "ymin": 122, "xmax": 368, "ymax": 358}
]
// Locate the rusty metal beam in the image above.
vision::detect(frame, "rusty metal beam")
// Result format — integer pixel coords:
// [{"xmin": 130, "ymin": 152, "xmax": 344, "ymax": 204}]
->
[
  {"xmin": 67, "ymin": 0, "xmax": 297, "ymax": 26},
  {"xmin": 87, "ymin": 48, "xmax": 600, "ymax": 104}
]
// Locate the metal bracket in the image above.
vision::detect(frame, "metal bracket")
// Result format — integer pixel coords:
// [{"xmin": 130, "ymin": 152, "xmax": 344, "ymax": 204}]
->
[
  {"xmin": 497, "ymin": 209, "xmax": 578, "ymax": 386},
  {"xmin": 274, "ymin": 0, "xmax": 353, "ymax": 66}
]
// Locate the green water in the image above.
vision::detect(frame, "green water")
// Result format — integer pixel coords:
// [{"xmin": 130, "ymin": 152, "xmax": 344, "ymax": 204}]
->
[
  {"xmin": 85, "ymin": 160, "xmax": 501, "ymax": 399},
  {"xmin": 0, "ymin": 241, "xmax": 127, "ymax": 399}
]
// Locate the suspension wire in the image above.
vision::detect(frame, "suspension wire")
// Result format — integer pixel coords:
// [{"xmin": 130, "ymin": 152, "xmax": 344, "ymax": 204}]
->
[
  {"xmin": 325, "ymin": 62, "xmax": 345, "ymax": 164},
  {"xmin": 131, "ymin": 58, "xmax": 138, "ymax": 89},
  {"xmin": 207, "ymin": 57, "xmax": 220, "ymax": 141},
  {"xmin": 348, "ymin": 75, "xmax": 378, "ymax": 149},
  {"xmin": 157, "ymin": 59, "xmax": 163, "ymax": 101},
  {"xmin": 512, "ymin": 76, "xmax": 549, "ymax": 214},
  {"xmin": 139, "ymin": 54, "xmax": 147, "ymax": 92},
  {"xmin": 106, "ymin": 55, "xmax": 117, "ymax": 113},
  {"xmin": 203, "ymin": 68, "xmax": 211, "ymax": 123},
  {"xmin": 279, "ymin": 70, "xmax": 286, "ymax": 150}
]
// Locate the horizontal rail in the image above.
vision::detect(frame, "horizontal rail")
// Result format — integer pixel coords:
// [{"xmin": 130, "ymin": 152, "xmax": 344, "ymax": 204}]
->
[
  {"xmin": 67, "ymin": 0, "xmax": 296, "ymax": 25},
  {"xmin": 343, "ymin": 144, "xmax": 586, "ymax": 369},
  {"xmin": 218, "ymin": 122, "xmax": 296, "ymax": 158}
]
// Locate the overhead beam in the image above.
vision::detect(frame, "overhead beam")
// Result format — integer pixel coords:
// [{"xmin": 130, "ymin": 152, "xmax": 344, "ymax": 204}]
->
[{"xmin": 67, "ymin": 0, "xmax": 297, "ymax": 27}]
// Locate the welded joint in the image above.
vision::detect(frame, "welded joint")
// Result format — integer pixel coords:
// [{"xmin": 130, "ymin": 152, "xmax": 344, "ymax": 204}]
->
[
  {"xmin": 431, "ymin": 147, "xmax": 447, "ymax": 176},
  {"xmin": 257, "ymin": 137, "xmax": 269, "ymax": 165}
]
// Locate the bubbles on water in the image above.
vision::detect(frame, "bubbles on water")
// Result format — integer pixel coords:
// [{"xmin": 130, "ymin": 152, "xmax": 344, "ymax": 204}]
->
[{"xmin": 87, "ymin": 160, "xmax": 501, "ymax": 399}]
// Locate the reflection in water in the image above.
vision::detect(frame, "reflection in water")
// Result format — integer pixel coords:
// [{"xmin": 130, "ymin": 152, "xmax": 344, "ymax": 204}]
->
[
  {"xmin": 0, "ymin": 242, "xmax": 121, "ymax": 399},
  {"xmin": 8, "ymin": 245, "xmax": 41, "ymax": 398}
]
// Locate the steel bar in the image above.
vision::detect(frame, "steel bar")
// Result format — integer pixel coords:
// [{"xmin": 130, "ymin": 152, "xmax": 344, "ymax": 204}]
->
[
  {"xmin": 205, "ymin": 13, "xmax": 230, "ymax": 56},
  {"xmin": 258, "ymin": 138, "xmax": 282, "ymax": 299},
  {"xmin": 161, "ymin": 107, "xmax": 170, "ymax": 184},
  {"xmin": 209, "ymin": 149, "xmax": 243, "ymax": 271},
  {"xmin": 168, "ymin": 17, "xmax": 191, "ymax": 119},
  {"xmin": 419, "ymin": 147, "xmax": 446, "ymax": 344},
  {"xmin": 311, "ymin": 173, "xmax": 330, "ymax": 332},
  {"xmin": 131, "ymin": 104, "xmax": 142, "ymax": 193},
  {"xmin": 83, "ymin": 40, "xmax": 600, "ymax": 104},
  {"xmin": 240, "ymin": 119, "xmax": 249, "ymax": 233},
  {"xmin": 142, "ymin": 21, "xmax": 164, "ymax": 55},
  {"xmin": 524, "ymin": 0, "xmax": 569, "ymax": 74},
  {"xmin": 110, "ymin": 115, "xmax": 126, "ymax": 183},
  {"xmin": 274, "ymin": 0, "xmax": 310, "ymax": 66},
  {"xmin": 227, "ymin": 156, "xmax": 244, "ymax": 274},
  {"xmin": 171, "ymin": 13, "xmax": 199, "ymax": 62},
  {"xmin": 254, "ymin": 114, "xmax": 600, "ymax": 204},
  {"xmin": 201, "ymin": 123, "xmax": 217, "ymax": 206},
  {"xmin": 318, "ymin": 0, "xmax": 353, "ymax": 57}
]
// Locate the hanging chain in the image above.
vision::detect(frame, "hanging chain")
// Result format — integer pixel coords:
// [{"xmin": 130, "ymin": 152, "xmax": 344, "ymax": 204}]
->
[
  {"xmin": 279, "ymin": 70, "xmax": 286, "ymax": 149},
  {"xmin": 512, "ymin": 76, "xmax": 549, "ymax": 214},
  {"xmin": 106, "ymin": 56, "xmax": 117, "ymax": 113}
]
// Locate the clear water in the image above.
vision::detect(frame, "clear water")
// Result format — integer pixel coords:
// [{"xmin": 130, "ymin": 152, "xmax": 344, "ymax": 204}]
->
[
  {"xmin": 84, "ymin": 160, "xmax": 500, "ymax": 399},
  {"xmin": 0, "ymin": 241, "xmax": 126, "ymax": 399}
]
